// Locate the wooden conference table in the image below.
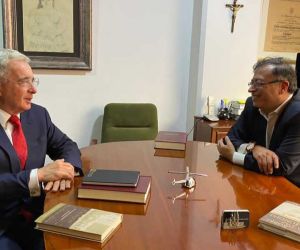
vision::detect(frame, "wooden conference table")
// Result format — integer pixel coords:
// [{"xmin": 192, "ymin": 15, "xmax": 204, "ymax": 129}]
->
[{"xmin": 44, "ymin": 141, "xmax": 300, "ymax": 250}]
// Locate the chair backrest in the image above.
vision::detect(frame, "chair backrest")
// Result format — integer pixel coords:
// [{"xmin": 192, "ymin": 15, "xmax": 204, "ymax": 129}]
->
[{"xmin": 101, "ymin": 103, "xmax": 158, "ymax": 143}]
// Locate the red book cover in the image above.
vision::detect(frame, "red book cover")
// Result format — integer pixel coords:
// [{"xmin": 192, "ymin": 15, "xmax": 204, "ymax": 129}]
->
[
  {"xmin": 78, "ymin": 176, "xmax": 151, "ymax": 204},
  {"xmin": 155, "ymin": 131, "xmax": 187, "ymax": 143}
]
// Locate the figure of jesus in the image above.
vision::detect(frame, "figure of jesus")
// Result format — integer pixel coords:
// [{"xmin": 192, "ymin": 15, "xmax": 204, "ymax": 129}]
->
[{"xmin": 226, "ymin": 0, "xmax": 244, "ymax": 33}]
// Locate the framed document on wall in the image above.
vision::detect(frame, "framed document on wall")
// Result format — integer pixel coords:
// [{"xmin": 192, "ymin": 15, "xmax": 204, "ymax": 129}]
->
[
  {"xmin": 258, "ymin": 0, "xmax": 300, "ymax": 63},
  {"xmin": 2, "ymin": 0, "xmax": 92, "ymax": 70}
]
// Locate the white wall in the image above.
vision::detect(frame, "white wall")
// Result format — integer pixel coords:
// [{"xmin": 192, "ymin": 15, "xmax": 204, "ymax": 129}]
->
[
  {"xmin": 32, "ymin": 0, "xmax": 263, "ymax": 148},
  {"xmin": 200, "ymin": 0, "xmax": 261, "ymax": 107},
  {"xmin": 33, "ymin": 0, "xmax": 194, "ymax": 148},
  {"xmin": 187, "ymin": 0, "xmax": 262, "ymax": 131}
]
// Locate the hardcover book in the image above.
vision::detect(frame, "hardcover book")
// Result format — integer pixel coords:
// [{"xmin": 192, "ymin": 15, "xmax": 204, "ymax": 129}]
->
[
  {"xmin": 82, "ymin": 169, "xmax": 140, "ymax": 187},
  {"xmin": 154, "ymin": 131, "xmax": 187, "ymax": 151},
  {"xmin": 258, "ymin": 201, "xmax": 300, "ymax": 242},
  {"xmin": 154, "ymin": 148, "xmax": 185, "ymax": 158},
  {"xmin": 35, "ymin": 203, "xmax": 123, "ymax": 243},
  {"xmin": 78, "ymin": 176, "xmax": 151, "ymax": 204}
]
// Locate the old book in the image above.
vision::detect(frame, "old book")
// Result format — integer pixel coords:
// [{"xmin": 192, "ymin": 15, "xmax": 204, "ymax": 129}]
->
[
  {"xmin": 82, "ymin": 169, "xmax": 140, "ymax": 187},
  {"xmin": 78, "ymin": 176, "xmax": 151, "ymax": 204},
  {"xmin": 258, "ymin": 201, "xmax": 300, "ymax": 242},
  {"xmin": 154, "ymin": 131, "xmax": 187, "ymax": 151},
  {"xmin": 35, "ymin": 203, "xmax": 123, "ymax": 243},
  {"xmin": 154, "ymin": 148, "xmax": 185, "ymax": 158}
]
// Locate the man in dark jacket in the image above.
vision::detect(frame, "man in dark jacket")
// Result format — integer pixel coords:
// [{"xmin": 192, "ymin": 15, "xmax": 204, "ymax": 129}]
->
[
  {"xmin": 0, "ymin": 49, "xmax": 83, "ymax": 249},
  {"xmin": 217, "ymin": 57, "xmax": 300, "ymax": 187}
]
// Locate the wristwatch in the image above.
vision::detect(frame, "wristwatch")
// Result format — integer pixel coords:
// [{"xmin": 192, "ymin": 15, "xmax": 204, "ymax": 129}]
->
[{"xmin": 246, "ymin": 142, "xmax": 256, "ymax": 153}]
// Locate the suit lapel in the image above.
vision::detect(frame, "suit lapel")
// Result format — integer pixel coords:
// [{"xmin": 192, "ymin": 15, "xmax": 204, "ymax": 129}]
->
[
  {"xmin": 20, "ymin": 111, "xmax": 33, "ymax": 170},
  {"xmin": 20, "ymin": 110, "xmax": 32, "ymax": 139},
  {"xmin": 270, "ymin": 91, "xmax": 300, "ymax": 148},
  {"xmin": 0, "ymin": 126, "xmax": 21, "ymax": 173}
]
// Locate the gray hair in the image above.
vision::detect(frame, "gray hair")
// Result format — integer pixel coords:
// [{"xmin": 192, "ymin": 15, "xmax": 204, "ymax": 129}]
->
[
  {"xmin": 0, "ymin": 49, "xmax": 30, "ymax": 80},
  {"xmin": 253, "ymin": 57, "xmax": 297, "ymax": 93}
]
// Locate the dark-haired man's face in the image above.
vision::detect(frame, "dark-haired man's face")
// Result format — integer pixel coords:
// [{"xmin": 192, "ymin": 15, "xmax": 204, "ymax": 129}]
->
[{"xmin": 248, "ymin": 65, "xmax": 286, "ymax": 114}]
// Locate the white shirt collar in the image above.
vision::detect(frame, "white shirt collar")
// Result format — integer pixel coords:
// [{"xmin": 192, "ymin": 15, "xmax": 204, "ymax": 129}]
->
[
  {"xmin": 259, "ymin": 94, "xmax": 293, "ymax": 119},
  {"xmin": 0, "ymin": 109, "xmax": 20, "ymax": 129}
]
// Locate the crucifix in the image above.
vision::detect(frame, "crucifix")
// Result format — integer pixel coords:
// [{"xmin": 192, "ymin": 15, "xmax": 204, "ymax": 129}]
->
[{"xmin": 225, "ymin": 0, "xmax": 244, "ymax": 33}]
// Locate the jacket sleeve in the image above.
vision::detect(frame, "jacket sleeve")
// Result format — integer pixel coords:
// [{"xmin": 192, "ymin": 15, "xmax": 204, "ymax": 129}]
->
[
  {"xmin": 228, "ymin": 97, "xmax": 264, "ymax": 173},
  {"xmin": 43, "ymin": 108, "xmax": 83, "ymax": 176},
  {"xmin": 270, "ymin": 114, "xmax": 300, "ymax": 174},
  {"xmin": 244, "ymin": 113, "xmax": 300, "ymax": 182},
  {"xmin": 240, "ymin": 97, "xmax": 300, "ymax": 186},
  {"xmin": 227, "ymin": 97, "xmax": 254, "ymax": 150}
]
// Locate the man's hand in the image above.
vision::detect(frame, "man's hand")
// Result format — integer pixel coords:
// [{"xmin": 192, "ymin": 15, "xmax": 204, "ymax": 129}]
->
[
  {"xmin": 252, "ymin": 145, "xmax": 279, "ymax": 175},
  {"xmin": 37, "ymin": 159, "xmax": 74, "ymax": 182},
  {"xmin": 217, "ymin": 136, "xmax": 235, "ymax": 162},
  {"xmin": 44, "ymin": 179, "xmax": 72, "ymax": 192},
  {"xmin": 38, "ymin": 159, "xmax": 74, "ymax": 192}
]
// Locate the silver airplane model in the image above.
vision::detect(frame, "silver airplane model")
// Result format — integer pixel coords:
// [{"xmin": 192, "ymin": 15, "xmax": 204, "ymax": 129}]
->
[{"xmin": 168, "ymin": 166, "xmax": 208, "ymax": 189}]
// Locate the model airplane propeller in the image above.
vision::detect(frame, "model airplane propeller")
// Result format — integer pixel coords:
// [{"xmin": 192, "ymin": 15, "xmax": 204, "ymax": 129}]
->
[{"xmin": 168, "ymin": 166, "xmax": 208, "ymax": 189}]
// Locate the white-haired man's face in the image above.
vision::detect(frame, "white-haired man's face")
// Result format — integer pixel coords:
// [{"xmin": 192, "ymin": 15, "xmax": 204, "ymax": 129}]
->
[{"xmin": 0, "ymin": 60, "xmax": 37, "ymax": 115}]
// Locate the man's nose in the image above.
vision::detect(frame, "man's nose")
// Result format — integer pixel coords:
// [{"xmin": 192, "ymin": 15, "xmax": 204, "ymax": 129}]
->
[
  {"xmin": 28, "ymin": 85, "xmax": 37, "ymax": 94},
  {"xmin": 248, "ymin": 85, "xmax": 256, "ymax": 93}
]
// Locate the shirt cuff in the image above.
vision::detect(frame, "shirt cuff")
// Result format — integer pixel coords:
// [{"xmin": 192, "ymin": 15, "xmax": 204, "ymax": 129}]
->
[
  {"xmin": 232, "ymin": 152, "xmax": 246, "ymax": 166},
  {"xmin": 29, "ymin": 169, "xmax": 41, "ymax": 197},
  {"xmin": 237, "ymin": 143, "xmax": 248, "ymax": 154}
]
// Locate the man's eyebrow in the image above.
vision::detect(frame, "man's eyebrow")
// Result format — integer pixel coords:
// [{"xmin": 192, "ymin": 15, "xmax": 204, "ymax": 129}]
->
[
  {"xmin": 251, "ymin": 78, "xmax": 264, "ymax": 81},
  {"xmin": 17, "ymin": 77, "xmax": 32, "ymax": 81}
]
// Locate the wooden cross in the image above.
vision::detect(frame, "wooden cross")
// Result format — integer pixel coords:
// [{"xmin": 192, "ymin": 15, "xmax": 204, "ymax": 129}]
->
[{"xmin": 226, "ymin": 0, "xmax": 244, "ymax": 33}]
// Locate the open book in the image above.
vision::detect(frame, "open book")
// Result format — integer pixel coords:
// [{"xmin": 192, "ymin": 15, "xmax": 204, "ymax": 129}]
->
[
  {"xmin": 258, "ymin": 201, "xmax": 300, "ymax": 242},
  {"xmin": 35, "ymin": 203, "xmax": 123, "ymax": 243}
]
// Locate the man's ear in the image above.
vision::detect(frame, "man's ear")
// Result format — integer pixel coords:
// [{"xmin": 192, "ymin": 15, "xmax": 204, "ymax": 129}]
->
[{"xmin": 279, "ymin": 80, "xmax": 289, "ymax": 94}]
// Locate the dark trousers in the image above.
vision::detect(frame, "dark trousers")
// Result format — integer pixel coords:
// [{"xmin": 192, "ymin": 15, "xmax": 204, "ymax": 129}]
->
[{"xmin": 0, "ymin": 216, "xmax": 44, "ymax": 250}]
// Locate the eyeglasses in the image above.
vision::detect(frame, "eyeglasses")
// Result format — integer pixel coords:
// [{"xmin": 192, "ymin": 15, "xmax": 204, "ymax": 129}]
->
[
  {"xmin": 248, "ymin": 79, "xmax": 281, "ymax": 88},
  {"xmin": 16, "ymin": 77, "xmax": 40, "ymax": 88}
]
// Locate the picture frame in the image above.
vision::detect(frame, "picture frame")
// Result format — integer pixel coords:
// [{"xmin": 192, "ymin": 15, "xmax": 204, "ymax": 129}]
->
[
  {"xmin": 258, "ymin": 0, "xmax": 300, "ymax": 63},
  {"xmin": 2, "ymin": 0, "xmax": 92, "ymax": 70}
]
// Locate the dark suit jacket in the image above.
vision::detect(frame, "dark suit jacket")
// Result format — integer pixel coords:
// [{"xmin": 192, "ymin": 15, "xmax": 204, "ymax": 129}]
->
[
  {"xmin": 228, "ymin": 89, "xmax": 300, "ymax": 187},
  {"xmin": 0, "ymin": 104, "xmax": 82, "ymax": 230}
]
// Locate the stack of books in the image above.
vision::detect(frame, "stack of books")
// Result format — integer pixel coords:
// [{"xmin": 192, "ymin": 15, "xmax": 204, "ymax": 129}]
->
[
  {"xmin": 35, "ymin": 203, "xmax": 123, "ymax": 243},
  {"xmin": 78, "ymin": 169, "xmax": 151, "ymax": 204},
  {"xmin": 154, "ymin": 131, "xmax": 187, "ymax": 158},
  {"xmin": 154, "ymin": 131, "xmax": 187, "ymax": 150},
  {"xmin": 258, "ymin": 201, "xmax": 300, "ymax": 242}
]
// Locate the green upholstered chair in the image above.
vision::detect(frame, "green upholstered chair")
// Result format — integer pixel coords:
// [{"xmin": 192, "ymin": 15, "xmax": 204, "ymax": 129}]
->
[{"xmin": 101, "ymin": 103, "xmax": 158, "ymax": 143}]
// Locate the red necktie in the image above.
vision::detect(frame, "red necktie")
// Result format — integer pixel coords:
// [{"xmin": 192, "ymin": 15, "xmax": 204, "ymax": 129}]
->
[{"xmin": 9, "ymin": 115, "xmax": 28, "ymax": 170}]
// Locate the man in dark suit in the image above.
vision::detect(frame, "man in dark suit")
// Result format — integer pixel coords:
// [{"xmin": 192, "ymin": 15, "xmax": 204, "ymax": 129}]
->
[
  {"xmin": 0, "ymin": 49, "xmax": 83, "ymax": 249},
  {"xmin": 217, "ymin": 57, "xmax": 300, "ymax": 187}
]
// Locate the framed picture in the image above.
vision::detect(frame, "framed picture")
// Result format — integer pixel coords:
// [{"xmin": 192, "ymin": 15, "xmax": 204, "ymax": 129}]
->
[
  {"xmin": 258, "ymin": 0, "xmax": 300, "ymax": 63},
  {"xmin": 2, "ymin": 0, "xmax": 92, "ymax": 70}
]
